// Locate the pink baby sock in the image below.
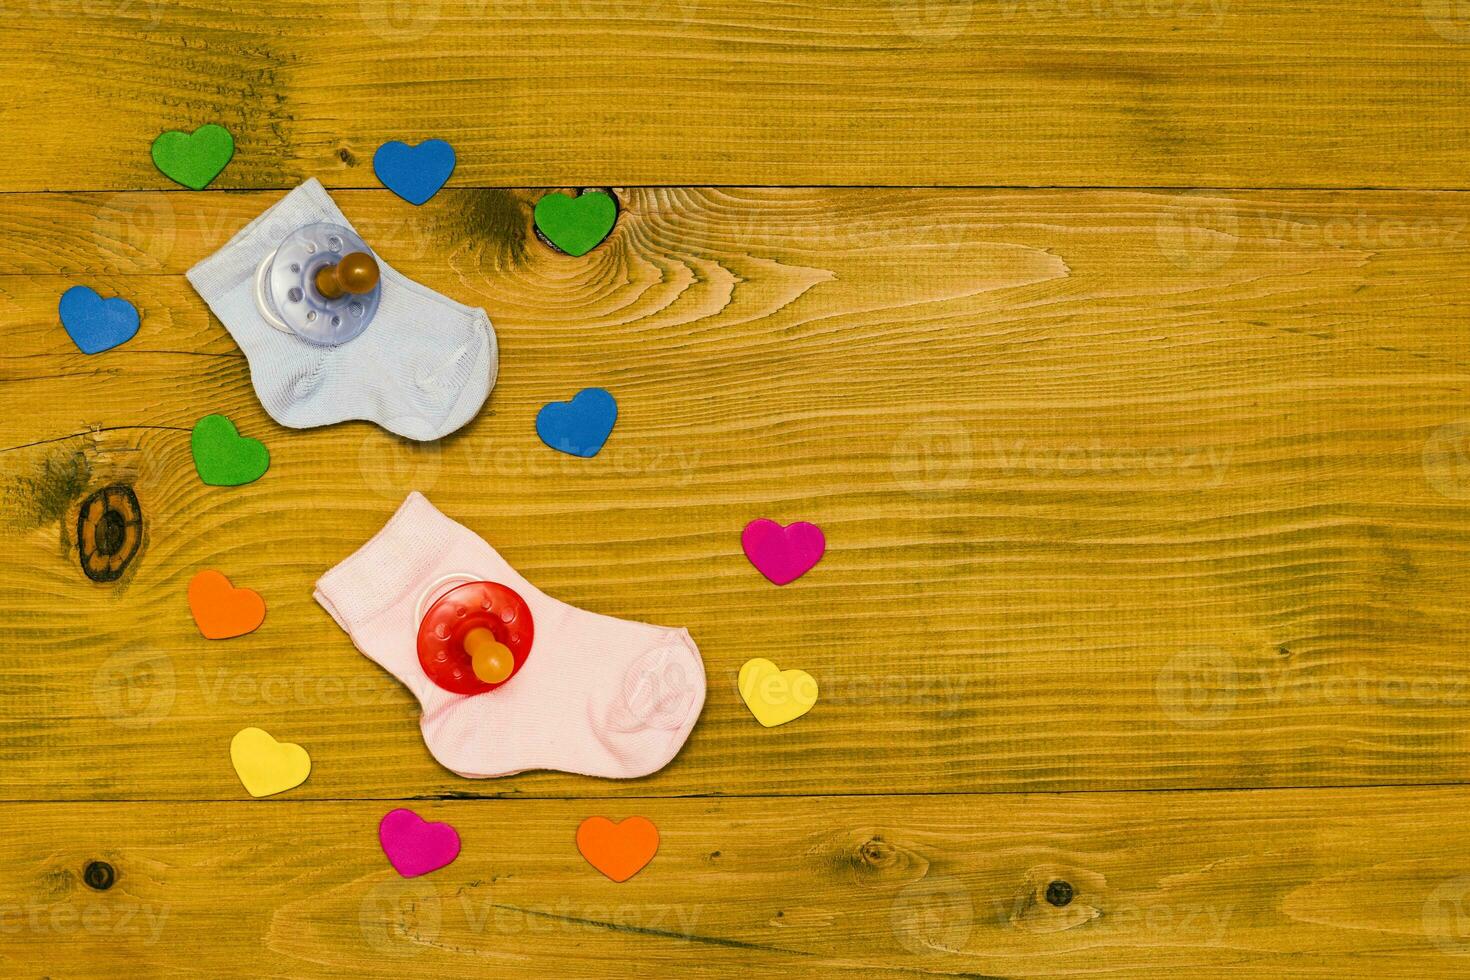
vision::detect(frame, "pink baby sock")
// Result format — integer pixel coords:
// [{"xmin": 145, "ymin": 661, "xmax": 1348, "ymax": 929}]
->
[{"xmin": 314, "ymin": 493, "xmax": 705, "ymax": 779}]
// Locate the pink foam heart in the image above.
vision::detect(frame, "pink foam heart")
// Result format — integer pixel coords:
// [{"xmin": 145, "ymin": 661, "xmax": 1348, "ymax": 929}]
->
[
  {"xmin": 379, "ymin": 808, "xmax": 461, "ymax": 878},
  {"xmin": 741, "ymin": 519, "xmax": 826, "ymax": 585}
]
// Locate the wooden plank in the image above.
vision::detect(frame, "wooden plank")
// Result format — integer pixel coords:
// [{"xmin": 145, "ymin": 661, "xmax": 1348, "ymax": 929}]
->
[
  {"xmin": 4, "ymin": 187, "xmax": 1470, "ymax": 801},
  {"xmin": 1, "ymin": 2, "xmax": 1469, "ymax": 190},
  {"xmin": 5, "ymin": 789, "xmax": 1470, "ymax": 977}
]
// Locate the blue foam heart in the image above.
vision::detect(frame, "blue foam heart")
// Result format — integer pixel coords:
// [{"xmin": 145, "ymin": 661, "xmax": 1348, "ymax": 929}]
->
[
  {"xmin": 373, "ymin": 139, "xmax": 456, "ymax": 205},
  {"xmin": 58, "ymin": 286, "xmax": 139, "ymax": 355},
  {"xmin": 536, "ymin": 388, "xmax": 618, "ymax": 458}
]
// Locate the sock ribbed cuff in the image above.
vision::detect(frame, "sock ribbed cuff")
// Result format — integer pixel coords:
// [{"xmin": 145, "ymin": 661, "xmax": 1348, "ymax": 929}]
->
[
  {"xmin": 187, "ymin": 178, "xmax": 345, "ymax": 303},
  {"xmin": 314, "ymin": 492, "xmax": 470, "ymax": 633}
]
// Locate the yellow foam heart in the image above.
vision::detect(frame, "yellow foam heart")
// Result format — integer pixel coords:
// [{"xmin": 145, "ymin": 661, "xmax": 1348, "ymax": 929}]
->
[
  {"xmin": 738, "ymin": 658, "xmax": 818, "ymax": 727},
  {"xmin": 230, "ymin": 727, "xmax": 311, "ymax": 798}
]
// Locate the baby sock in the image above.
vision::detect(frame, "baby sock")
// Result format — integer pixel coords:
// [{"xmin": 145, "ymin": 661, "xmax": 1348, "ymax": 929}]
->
[
  {"xmin": 314, "ymin": 493, "xmax": 706, "ymax": 779},
  {"xmin": 187, "ymin": 178, "xmax": 496, "ymax": 442}
]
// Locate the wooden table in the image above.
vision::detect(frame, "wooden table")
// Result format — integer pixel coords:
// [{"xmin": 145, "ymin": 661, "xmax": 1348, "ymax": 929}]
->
[{"xmin": 4, "ymin": 2, "xmax": 1470, "ymax": 975}]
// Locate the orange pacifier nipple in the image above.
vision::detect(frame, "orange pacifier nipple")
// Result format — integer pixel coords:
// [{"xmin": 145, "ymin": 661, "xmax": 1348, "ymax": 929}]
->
[{"xmin": 465, "ymin": 628, "xmax": 514, "ymax": 683}]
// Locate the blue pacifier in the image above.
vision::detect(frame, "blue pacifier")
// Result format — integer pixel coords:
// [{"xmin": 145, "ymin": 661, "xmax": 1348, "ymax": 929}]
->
[{"xmin": 254, "ymin": 222, "xmax": 382, "ymax": 345}]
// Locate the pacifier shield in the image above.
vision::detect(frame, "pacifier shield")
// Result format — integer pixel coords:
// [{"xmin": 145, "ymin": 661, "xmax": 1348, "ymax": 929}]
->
[
  {"xmin": 417, "ymin": 581, "xmax": 534, "ymax": 695},
  {"xmin": 260, "ymin": 223, "xmax": 380, "ymax": 345}
]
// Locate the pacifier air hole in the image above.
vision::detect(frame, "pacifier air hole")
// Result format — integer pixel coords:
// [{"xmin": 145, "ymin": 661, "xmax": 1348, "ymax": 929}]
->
[{"xmin": 254, "ymin": 222, "xmax": 381, "ymax": 346}]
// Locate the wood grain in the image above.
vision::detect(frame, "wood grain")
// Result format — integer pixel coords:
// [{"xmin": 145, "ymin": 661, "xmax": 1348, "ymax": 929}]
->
[
  {"xmin": 2, "ymin": 1, "xmax": 1470, "ymax": 190},
  {"xmin": 4, "ymin": 187, "xmax": 1470, "ymax": 800},
  {"xmin": 5, "ymin": 2, "xmax": 1470, "ymax": 972},
  {"xmin": 5, "ymin": 789, "xmax": 1470, "ymax": 977}
]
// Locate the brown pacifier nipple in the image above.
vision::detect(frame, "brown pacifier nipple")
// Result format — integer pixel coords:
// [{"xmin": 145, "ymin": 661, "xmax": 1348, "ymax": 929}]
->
[{"xmin": 314, "ymin": 252, "xmax": 380, "ymax": 300}]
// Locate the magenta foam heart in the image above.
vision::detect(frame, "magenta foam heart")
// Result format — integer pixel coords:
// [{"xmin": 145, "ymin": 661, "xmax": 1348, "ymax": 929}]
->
[
  {"xmin": 741, "ymin": 519, "xmax": 826, "ymax": 585},
  {"xmin": 378, "ymin": 808, "xmax": 461, "ymax": 878}
]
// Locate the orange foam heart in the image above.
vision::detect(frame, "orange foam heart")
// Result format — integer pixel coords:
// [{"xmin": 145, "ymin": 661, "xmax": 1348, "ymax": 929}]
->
[
  {"xmin": 576, "ymin": 816, "xmax": 659, "ymax": 883},
  {"xmin": 188, "ymin": 569, "xmax": 265, "ymax": 640}
]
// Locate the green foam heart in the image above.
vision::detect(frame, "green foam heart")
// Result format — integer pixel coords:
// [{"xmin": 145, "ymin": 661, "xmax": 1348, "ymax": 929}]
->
[
  {"xmin": 534, "ymin": 191, "xmax": 617, "ymax": 257},
  {"xmin": 192, "ymin": 414, "xmax": 269, "ymax": 487},
  {"xmin": 151, "ymin": 124, "xmax": 234, "ymax": 190}
]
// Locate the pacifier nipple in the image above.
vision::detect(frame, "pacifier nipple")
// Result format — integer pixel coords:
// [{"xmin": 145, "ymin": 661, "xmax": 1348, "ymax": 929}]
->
[
  {"xmin": 465, "ymin": 627, "xmax": 514, "ymax": 683},
  {"xmin": 314, "ymin": 252, "xmax": 380, "ymax": 300}
]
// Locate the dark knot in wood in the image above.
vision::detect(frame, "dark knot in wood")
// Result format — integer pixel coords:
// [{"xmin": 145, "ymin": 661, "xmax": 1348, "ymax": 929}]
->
[
  {"xmin": 77, "ymin": 484, "xmax": 143, "ymax": 582},
  {"xmin": 1045, "ymin": 879, "xmax": 1074, "ymax": 907},
  {"xmin": 83, "ymin": 861, "xmax": 116, "ymax": 891}
]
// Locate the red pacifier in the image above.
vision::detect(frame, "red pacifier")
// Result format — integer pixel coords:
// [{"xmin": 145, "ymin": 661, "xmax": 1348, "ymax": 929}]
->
[{"xmin": 415, "ymin": 574, "xmax": 534, "ymax": 695}]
